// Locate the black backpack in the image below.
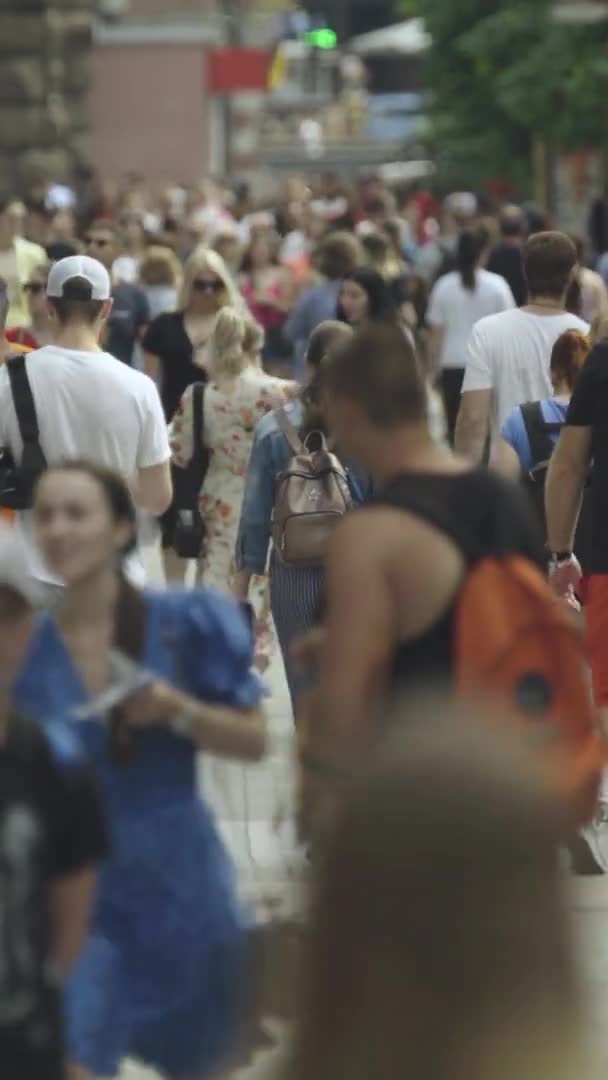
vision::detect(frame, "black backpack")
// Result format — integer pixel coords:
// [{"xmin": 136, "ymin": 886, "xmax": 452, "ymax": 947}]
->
[
  {"xmin": 0, "ymin": 354, "xmax": 47, "ymax": 511},
  {"xmin": 520, "ymin": 400, "xmax": 592, "ymax": 570}
]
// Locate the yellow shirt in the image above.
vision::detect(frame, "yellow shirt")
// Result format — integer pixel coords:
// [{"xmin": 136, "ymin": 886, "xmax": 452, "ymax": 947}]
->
[{"xmin": 0, "ymin": 237, "xmax": 47, "ymax": 326}]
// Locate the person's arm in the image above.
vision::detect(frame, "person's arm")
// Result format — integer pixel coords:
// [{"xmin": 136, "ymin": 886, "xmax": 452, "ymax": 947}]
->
[
  {"xmin": 491, "ymin": 407, "xmax": 528, "ymax": 480},
  {"xmin": 49, "ymin": 868, "xmax": 98, "ymax": 977},
  {"xmin": 546, "ymin": 349, "xmax": 597, "ymax": 561},
  {"xmin": 427, "ymin": 324, "xmax": 444, "ymax": 382},
  {"xmin": 546, "ymin": 427, "xmax": 591, "ymax": 552},
  {"xmin": 233, "ymin": 422, "xmax": 277, "ymax": 599},
  {"xmin": 125, "ymin": 681, "xmax": 266, "ymax": 761},
  {"xmin": 142, "ymin": 351, "xmax": 161, "ymax": 386},
  {"xmin": 425, "ymin": 281, "xmax": 445, "ymax": 381},
  {"xmin": 454, "ymin": 321, "xmax": 494, "ymax": 462},
  {"xmin": 454, "ymin": 389, "xmax": 492, "ymax": 462},
  {"xmin": 492, "ymin": 437, "xmax": 522, "ymax": 480},
  {"xmin": 141, "ymin": 315, "xmax": 165, "ymax": 387},
  {"xmin": 136, "ymin": 460, "xmax": 172, "ymax": 515},
  {"xmin": 124, "ymin": 593, "xmax": 267, "ymax": 760},
  {"xmin": 169, "ymin": 385, "xmax": 195, "ymax": 468},
  {"xmin": 135, "ymin": 378, "xmax": 173, "ymax": 514}
]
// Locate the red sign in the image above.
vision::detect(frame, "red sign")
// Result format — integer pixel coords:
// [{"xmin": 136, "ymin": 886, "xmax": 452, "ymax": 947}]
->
[{"xmin": 208, "ymin": 48, "xmax": 272, "ymax": 93}]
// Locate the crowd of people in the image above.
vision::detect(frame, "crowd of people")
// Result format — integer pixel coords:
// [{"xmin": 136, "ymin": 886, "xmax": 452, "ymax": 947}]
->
[{"xmin": 1, "ymin": 168, "xmax": 608, "ymax": 1080}]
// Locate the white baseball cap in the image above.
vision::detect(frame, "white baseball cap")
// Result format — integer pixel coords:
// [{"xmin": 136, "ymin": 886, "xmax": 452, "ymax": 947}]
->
[
  {"xmin": 47, "ymin": 255, "xmax": 111, "ymax": 301},
  {"xmin": 0, "ymin": 525, "xmax": 44, "ymax": 608}
]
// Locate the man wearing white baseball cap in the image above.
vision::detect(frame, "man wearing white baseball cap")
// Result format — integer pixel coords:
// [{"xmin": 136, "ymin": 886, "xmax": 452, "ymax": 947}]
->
[
  {"xmin": 0, "ymin": 523, "xmax": 107, "ymax": 1079},
  {"xmin": 0, "ymin": 255, "xmax": 171, "ymax": 591}
]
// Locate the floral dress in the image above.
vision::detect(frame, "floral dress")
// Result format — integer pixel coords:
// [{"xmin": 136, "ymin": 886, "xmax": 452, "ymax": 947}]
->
[
  {"xmin": 170, "ymin": 366, "xmax": 295, "ymax": 659},
  {"xmin": 170, "ymin": 371, "xmax": 295, "ymax": 913}
]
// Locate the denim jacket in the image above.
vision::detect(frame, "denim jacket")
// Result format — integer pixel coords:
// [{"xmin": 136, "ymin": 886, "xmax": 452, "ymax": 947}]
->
[{"xmin": 235, "ymin": 400, "xmax": 370, "ymax": 574}]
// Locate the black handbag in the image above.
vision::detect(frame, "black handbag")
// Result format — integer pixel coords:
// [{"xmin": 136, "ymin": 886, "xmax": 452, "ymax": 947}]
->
[
  {"xmin": 172, "ymin": 382, "xmax": 210, "ymax": 559},
  {"xmin": 0, "ymin": 354, "xmax": 47, "ymax": 510}
]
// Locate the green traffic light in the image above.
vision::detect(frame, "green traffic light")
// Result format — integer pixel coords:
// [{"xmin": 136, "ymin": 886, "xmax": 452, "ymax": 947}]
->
[{"xmin": 304, "ymin": 28, "xmax": 338, "ymax": 49}]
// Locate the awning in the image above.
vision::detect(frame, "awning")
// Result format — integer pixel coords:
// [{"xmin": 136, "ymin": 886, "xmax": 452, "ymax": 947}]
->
[{"xmin": 348, "ymin": 19, "xmax": 431, "ymax": 56}]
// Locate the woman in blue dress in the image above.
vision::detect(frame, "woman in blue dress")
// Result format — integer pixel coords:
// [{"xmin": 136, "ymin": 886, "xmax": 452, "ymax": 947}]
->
[{"xmin": 14, "ymin": 460, "xmax": 266, "ymax": 1080}]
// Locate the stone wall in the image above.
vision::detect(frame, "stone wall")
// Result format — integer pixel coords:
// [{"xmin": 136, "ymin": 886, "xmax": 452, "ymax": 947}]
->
[{"xmin": 0, "ymin": 0, "xmax": 96, "ymax": 198}]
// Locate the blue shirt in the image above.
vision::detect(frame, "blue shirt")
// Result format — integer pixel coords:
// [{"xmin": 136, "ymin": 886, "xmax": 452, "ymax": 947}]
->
[
  {"xmin": 236, "ymin": 399, "xmax": 370, "ymax": 574},
  {"xmin": 500, "ymin": 397, "xmax": 568, "ymax": 472},
  {"xmin": 284, "ymin": 281, "xmax": 342, "ymax": 376}
]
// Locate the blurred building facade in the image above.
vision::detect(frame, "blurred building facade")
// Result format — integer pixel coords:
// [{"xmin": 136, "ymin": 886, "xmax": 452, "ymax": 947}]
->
[{"xmin": 0, "ymin": 0, "xmax": 96, "ymax": 197}]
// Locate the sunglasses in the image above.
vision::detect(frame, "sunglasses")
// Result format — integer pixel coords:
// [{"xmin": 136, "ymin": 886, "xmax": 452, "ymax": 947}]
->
[
  {"xmin": 23, "ymin": 282, "xmax": 45, "ymax": 295},
  {"xmin": 85, "ymin": 236, "xmax": 111, "ymax": 247},
  {"xmin": 192, "ymin": 278, "xmax": 224, "ymax": 293}
]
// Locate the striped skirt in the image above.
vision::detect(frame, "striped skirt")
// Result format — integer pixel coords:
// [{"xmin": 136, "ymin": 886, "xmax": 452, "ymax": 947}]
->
[{"xmin": 269, "ymin": 553, "xmax": 325, "ymax": 713}]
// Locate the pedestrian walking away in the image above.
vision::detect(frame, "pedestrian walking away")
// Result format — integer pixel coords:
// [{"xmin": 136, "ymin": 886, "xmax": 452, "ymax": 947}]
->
[
  {"xmin": 456, "ymin": 232, "xmax": 588, "ymax": 462},
  {"xmin": 427, "ymin": 226, "xmax": 515, "ymax": 443},
  {"xmin": 0, "ymin": 255, "xmax": 172, "ymax": 592}
]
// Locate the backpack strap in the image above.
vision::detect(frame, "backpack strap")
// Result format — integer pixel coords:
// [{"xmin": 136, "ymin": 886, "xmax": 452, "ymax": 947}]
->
[
  {"xmin": 520, "ymin": 401, "xmax": 560, "ymax": 468},
  {"xmin": 6, "ymin": 354, "xmax": 45, "ymax": 459},
  {"xmin": 277, "ymin": 407, "xmax": 306, "ymax": 456}
]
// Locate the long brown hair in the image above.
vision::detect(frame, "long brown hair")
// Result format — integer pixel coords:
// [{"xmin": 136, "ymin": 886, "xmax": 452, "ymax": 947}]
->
[
  {"xmin": 37, "ymin": 461, "xmax": 145, "ymax": 764},
  {"xmin": 288, "ymin": 703, "xmax": 587, "ymax": 1080},
  {"xmin": 300, "ymin": 321, "xmax": 353, "ymax": 436}
]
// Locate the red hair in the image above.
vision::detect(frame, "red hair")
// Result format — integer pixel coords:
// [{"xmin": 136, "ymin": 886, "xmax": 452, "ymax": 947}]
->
[{"xmin": 550, "ymin": 330, "xmax": 590, "ymax": 393}]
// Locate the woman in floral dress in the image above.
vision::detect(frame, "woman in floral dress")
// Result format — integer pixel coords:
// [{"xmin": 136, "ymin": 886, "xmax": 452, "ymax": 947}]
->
[
  {"xmin": 170, "ymin": 310, "xmax": 294, "ymax": 907},
  {"xmin": 170, "ymin": 307, "xmax": 294, "ymax": 623}
]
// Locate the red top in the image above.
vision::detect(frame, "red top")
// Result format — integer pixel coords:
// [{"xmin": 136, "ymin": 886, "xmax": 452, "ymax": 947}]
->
[{"xmin": 6, "ymin": 327, "xmax": 39, "ymax": 350}]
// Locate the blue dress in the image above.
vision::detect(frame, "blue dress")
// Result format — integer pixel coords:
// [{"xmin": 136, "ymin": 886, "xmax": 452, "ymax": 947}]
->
[{"xmin": 14, "ymin": 587, "xmax": 263, "ymax": 1079}]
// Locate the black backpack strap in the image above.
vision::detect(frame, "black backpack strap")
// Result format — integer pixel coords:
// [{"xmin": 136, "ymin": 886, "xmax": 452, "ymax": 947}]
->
[
  {"xmin": 6, "ymin": 354, "xmax": 44, "ymax": 456},
  {"xmin": 520, "ymin": 401, "xmax": 557, "ymax": 468}
]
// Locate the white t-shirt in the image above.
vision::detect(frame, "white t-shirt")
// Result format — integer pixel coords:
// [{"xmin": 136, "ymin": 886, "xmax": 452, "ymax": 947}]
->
[
  {"xmin": 427, "ymin": 269, "xmax": 515, "ymax": 370},
  {"xmin": 0, "ymin": 346, "xmax": 170, "ymax": 584},
  {"xmin": 461, "ymin": 308, "xmax": 589, "ymax": 437}
]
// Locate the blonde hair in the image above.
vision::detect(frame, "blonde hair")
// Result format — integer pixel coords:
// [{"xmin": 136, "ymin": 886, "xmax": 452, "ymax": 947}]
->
[
  {"xmin": 139, "ymin": 245, "xmax": 182, "ymax": 287},
  {"xmin": 209, "ymin": 308, "xmax": 248, "ymax": 381},
  {"xmin": 243, "ymin": 319, "xmax": 265, "ymax": 363},
  {"xmin": 590, "ymin": 311, "xmax": 608, "ymax": 346},
  {"xmin": 178, "ymin": 247, "xmax": 244, "ymax": 313}
]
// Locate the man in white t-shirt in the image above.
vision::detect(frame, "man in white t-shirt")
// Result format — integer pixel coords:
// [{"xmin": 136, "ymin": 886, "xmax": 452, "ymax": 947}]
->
[
  {"xmin": 455, "ymin": 232, "xmax": 589, "ymax": 462},
  {"xmin": 0, "ymin": 255, "xmax": 172, "ymax": 587}
]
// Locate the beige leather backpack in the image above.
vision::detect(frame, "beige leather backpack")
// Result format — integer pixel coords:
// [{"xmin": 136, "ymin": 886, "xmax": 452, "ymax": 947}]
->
[{"xmin": 271, "ymin": 409, "xmax": 352, "ymax": 567}]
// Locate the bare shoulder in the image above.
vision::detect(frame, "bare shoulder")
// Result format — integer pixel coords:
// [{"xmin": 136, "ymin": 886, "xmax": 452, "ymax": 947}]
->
[{"xmin": 330, "ymin": 505, "xmax": 463, "ymax": 566}]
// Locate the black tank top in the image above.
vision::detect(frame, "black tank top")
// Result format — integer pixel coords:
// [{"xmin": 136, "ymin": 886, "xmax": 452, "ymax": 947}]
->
[{"xmin": 373, "ymin": 469, "xmax": 545, "ymax": 695}]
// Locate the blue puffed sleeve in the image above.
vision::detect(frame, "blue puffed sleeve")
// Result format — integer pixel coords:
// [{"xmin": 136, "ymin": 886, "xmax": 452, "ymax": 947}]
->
[{"xmin": 164, "ymin": 589, "xmax": 264, "ymax": 709}]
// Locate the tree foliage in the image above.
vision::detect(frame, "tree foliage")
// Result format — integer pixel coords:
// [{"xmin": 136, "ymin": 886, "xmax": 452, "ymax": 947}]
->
[{"xmin": 399, "ymin": 0, "xmax": 608, "ymax": 189}]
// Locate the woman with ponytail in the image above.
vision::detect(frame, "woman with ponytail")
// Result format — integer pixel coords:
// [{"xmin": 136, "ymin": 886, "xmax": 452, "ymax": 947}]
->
[
  {"xmin": 14, "ymin": 461, "xmax": 266, "ymax": 1080},
  {"xmin": 427, "ymin": 225, "xmax": 515, "ymax": 443}
]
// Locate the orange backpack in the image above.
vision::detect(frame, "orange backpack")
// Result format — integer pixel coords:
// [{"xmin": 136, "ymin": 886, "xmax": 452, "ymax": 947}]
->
[{"xmin": 455, "ymin": 555, "xmax": 604, "ymax": 827}]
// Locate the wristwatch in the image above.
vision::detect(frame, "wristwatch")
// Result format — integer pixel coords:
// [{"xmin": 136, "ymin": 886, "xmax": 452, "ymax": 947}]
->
[{"xmin": 549, "ymin": 550, "xmax": 573, "ymax": 565}]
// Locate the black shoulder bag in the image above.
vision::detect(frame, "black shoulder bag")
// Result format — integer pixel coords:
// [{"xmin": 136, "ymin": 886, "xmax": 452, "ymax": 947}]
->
[
  {"xmin": 173, "ymin": 382, "xmax": 210, "ymax": 559},
  {"xmin": 0, "ymin": 354, "xmax": 47, "ymax": 511}
]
